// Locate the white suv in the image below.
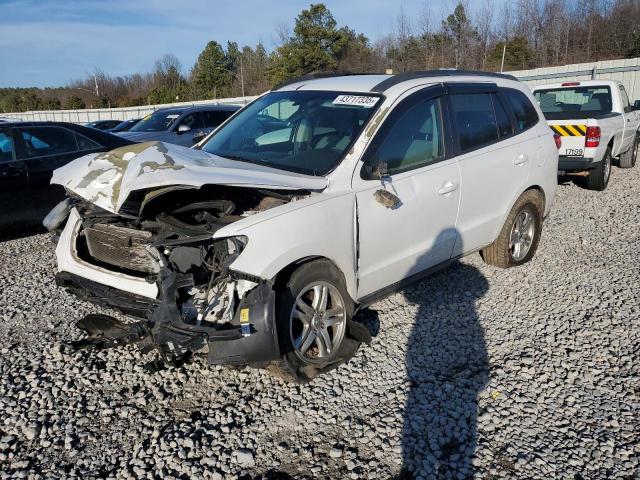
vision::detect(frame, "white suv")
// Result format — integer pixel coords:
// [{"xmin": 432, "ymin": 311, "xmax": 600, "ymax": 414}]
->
[{"xmin": 47, "ymin": 71, "xmax": 558, "ymax": 382}]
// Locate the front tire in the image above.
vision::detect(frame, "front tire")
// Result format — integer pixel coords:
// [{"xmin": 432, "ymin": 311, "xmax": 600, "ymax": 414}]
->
[
  {"xmin": 269, "ymin": 259, "xmax": 360, "ymax": 383},
  {"xmin": 619, "ymin": 134, "xmax": 638, "ymax": 169},
  {"xmin": 481, "ymin": 190, "xmax": 544, "ymax": 269},
  {"xmin": 585, "ymin": 147, "xmax": 612, "ymax": 191}
]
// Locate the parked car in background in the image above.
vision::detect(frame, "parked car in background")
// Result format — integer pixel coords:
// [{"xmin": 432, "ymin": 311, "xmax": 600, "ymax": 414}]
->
[
  {"xmin": 0, "ymin": 121, "xmax": 134, "ymax": 229},
  {"xmin": 85, "ymin": 120, "xmax": 122, "ymax": 131},
  {"xmin": 48, "ymin": 71, "xmax": 557, "ymax": 382},
  {"xmin": 532, "ymin": 80, "xmax": 640, "ymax": 190},
  {"xmin": 107, "ymin": 118, "xmax": 140, "ymax": 133},
  {"xmin": 117, "ymin": 104, "xmax": 241, "ymax": 147}
]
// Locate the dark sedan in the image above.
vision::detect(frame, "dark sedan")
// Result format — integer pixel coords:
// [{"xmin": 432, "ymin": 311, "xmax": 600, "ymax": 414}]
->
[
  {"xmin": 85, "ymin": 120, "xmax": 122, "ymax": 130},
  {"xmin": 0, "ymin": 121, "xmax": 134, "ymax": 229},
  {"xmin": 107, "ymin": 118, "xmax": 140, "ymax": 133}
]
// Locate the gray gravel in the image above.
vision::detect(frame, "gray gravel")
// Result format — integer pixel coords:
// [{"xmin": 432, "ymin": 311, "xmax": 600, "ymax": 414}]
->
[{"xmin": 1, "ymin": 166, "xmax": 639, "ymax": 479}]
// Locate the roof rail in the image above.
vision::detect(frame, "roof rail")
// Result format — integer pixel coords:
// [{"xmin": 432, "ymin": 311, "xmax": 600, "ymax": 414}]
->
[
  {"xmin": 370, "ymin": 70, "xmax": 518, "ymax": 92},
  {"xmin": 273, "ymin": 72, "xmax": 380, "ymax": 91}
]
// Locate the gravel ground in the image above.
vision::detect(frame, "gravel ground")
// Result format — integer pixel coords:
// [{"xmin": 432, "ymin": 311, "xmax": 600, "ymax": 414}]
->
[{"xmin": 1, "ymin": 166, "xmax": 639, "ymax": 480}]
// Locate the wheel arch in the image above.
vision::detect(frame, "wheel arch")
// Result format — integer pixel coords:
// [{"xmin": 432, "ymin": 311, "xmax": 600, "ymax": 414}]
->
[
  {"xmin": 523, "ymin": 185, "xmax": 546, "ymax": 212},
  {"xmin": 272, "ymin": 256, "xmax": 357, "ymax": 303},
  {"xmin": 494, "ymin": 185, "xmax": 546, "ymax": 243}
]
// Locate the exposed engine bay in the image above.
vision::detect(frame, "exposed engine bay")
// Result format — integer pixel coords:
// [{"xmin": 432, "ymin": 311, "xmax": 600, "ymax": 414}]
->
[{"xmin": 54, "ymin": 185, "xmax": 307, "ymax": 369}]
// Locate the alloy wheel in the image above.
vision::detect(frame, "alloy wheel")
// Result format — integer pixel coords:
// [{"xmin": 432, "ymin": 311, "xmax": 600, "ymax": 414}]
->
[
  {"xmin": 289, "ymin": 281, "xmax": 346, "ymax": 362},
  {"xmin": 509, "ymin": 210, "xmax": 535, "ymax": 261}
]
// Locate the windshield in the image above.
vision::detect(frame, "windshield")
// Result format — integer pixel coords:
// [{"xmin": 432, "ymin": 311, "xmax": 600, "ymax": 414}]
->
[
  {"xmin": 129, "ymin": 110, "xmax": 183, "ymax": 132},
  {"xmin": 110, "ymin": 119, "xmax": 135, "ymax": 132},
  {"xmin": 201, "ymin": 91, "xmax": 381, "ymax": 175},
  {"xmin": 534, "ymin": 86, "xmax": 612, "ymax": 117}
]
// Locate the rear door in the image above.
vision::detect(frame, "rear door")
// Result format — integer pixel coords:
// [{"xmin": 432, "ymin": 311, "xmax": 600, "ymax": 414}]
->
[
  {"xmin": 13, "ymin": 125, "xmax": 87, "ymax": 222},
  {"xmin": 450, "ymin": 85, "xmax": 537, "ymax": 254},
  {"xmin": 0, "ymin": 127, "xmax": 31, "ymax": 227}
]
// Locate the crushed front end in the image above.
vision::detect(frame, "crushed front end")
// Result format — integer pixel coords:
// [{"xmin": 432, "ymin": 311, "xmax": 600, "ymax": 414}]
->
[{"xmin": 52, "ymin": 186, "xmax": 303, "ymax": 369}]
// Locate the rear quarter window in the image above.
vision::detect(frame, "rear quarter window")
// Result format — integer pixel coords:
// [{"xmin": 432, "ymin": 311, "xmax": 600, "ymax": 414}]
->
[{"xmin": 503, "ymin": 88, "xmax": 539, "ymax": 132}]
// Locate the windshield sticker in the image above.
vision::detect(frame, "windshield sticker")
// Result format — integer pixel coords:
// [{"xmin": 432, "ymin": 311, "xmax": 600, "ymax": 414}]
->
[
  {"xmin": 142, "ymin": 114, "xmax": 152, "ymax": 121},
  {"xmin": 166, "ymin": 114, "xmax": 180, "ymax": 119},
  {"xmin": 333, "ymin": 95, "xmax": 379, "ymax": 108}
]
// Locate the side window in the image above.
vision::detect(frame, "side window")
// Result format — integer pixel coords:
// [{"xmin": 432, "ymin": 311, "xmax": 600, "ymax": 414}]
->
[
  {"xmin": 493, "ymin": 94, "xmax": 513, "ymax": 138},
  {"xmin": 450, "ymin": 93, "xmax": 499, "ymax": 152},
  {"xmin": 179, "ymin": 113, "xmax": 204, "ymax": 130},
  {"xmin": 0, "ymin": 129, "xmax": 14, "ymax": 163},
  {"xmin": 202, "ymin": 110, "xmax": 233, "ymax": 128},
  {"xmin": 76, "ymin": 133, "xmax": 102, "ymax": 151},
  {"xmin": 619, "ymin": 86, "xmax": 631, "ymax": 112},
  {"xmin": 366, "ymin": 97, "xmax": 444, "ymax": 175},
  {"xmin": 18, "ymin": 126, "xmax": 78, "ymax": 159},
  {"xmin": 504, "ymin": 88, "xmax": 539, "ymax": 132},
  {"xmin": 260, "ymin": 100, "xmax": 299, "ymax": 121}
]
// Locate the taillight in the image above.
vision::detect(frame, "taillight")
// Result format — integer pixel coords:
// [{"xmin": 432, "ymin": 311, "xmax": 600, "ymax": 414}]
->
[
  {"xmin": 553, "ymin": 133, "xmax": 562, "ymax": 149},
  {"xmin": 585, "ymin": 126, "xmax": 601, "ymax": 148}
]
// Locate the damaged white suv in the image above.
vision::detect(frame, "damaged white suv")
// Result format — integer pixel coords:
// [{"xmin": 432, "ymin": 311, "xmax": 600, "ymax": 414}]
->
[{"xmin": 47, "ymin": 71, "xmax": 558, "ymax": 382}]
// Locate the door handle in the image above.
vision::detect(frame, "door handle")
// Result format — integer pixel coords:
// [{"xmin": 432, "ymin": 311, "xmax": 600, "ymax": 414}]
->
[
  {"xmin": 437, "ymin": 181, "xmax": 458, "ymax": 196},
  {"xmin": 514, "ymin": 154, "xmax": 529, "ymax": 165}
]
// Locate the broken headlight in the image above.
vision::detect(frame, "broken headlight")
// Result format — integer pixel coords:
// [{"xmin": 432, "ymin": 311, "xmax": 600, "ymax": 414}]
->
[
  {"xmin": 43, "ymin": 197, "xmax": 77, "ymax": 232},
  {"xmin": 225, "ymin": 235, "xmax": 248, "ymax": 256}
]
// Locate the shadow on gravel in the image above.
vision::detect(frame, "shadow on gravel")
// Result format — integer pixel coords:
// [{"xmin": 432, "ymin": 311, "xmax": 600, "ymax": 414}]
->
[
  {"xmin": 400, "ymin": 256, "xmax": 489, "ymax": 479},
  {"xmin": 0, "ymin": 224, "xmax": 47, "ymax": 242}
]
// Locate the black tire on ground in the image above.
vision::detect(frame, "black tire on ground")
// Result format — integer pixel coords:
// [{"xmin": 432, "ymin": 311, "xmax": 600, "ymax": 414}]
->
[
  {"xmin": 619, "ymin": 134, "xmax": 638, "ymax": 169},
  {"xmin": 584, "ymin": 147, "xmax": 612, "ymax": 191},
  {"xmin": 268, "ymin": 259, "xmax": 360, "ymax": 383},
  {"xmin": 480, "ymin": 190, "xmax": 544, "ymax": 269}
]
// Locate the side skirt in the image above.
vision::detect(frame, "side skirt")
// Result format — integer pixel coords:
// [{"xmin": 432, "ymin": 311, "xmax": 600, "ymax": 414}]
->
[{"xmin": 357, "ymin": 257, "xmax": 456, "ymax": 308}]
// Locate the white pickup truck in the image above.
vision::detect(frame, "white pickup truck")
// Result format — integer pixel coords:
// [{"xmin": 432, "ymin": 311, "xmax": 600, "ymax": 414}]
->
[{"xmin": 532, "ymin": 80, "xmax": 640, "ymax": 190}]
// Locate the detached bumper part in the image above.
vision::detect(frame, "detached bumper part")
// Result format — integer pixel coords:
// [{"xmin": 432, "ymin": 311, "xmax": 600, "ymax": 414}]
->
[
  {"xmin": 67, "ymin": 269, "xmax": 281, "ymax": 369},
  {"xmin": 207, "ymin": 282, "xmax": 279, "ymax": 366}
]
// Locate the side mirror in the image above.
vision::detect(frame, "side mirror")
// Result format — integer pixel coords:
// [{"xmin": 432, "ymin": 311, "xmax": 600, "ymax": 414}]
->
[
  {"xmin": 177, "ymin": 124, "xmax": 191, "ymax": 134},
  {"xmin": 361, "ymin": 160, "xmax": 389, "ymax": 180}
]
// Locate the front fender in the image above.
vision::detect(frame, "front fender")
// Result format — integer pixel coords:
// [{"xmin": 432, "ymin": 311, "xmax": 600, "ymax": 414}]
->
[{"xmin": 220, "ymin": 193, "xmax": 358, "ymax": 299}]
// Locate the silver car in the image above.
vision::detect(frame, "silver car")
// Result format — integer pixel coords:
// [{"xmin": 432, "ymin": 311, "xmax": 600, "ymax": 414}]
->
[{"xmin": 118, "ymin": 105, "xmax": 240, "ymax": 147}]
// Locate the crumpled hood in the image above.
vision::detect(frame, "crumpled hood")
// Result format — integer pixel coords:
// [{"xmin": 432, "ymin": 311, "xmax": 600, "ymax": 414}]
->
[{"xmin": 51, "ymin": 141, "xmax": 328, "ymax": 214}]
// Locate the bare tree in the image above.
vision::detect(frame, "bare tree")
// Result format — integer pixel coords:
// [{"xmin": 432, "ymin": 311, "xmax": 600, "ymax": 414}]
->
[{"xmin": 475, "ymin": 0, "xmax": 495, "ymax": 69}]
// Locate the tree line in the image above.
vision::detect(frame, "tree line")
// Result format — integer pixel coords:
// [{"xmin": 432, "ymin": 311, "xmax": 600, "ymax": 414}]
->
[{"xmin": 3, "ymin": 0, "xmax": 640, "ymax": 113}]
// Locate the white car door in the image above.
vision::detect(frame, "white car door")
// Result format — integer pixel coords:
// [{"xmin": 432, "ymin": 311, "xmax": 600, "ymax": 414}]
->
[
  {"xmin": 450, "ymin": 86, "xmax": 536, "ymax": 255},
  {"xmin": 619, "ymin": 85, "xmax": 639, "ymax": 151},
  {"xmin": 353, "ymin": 86, "xmax": 461, "ymax": 300}
]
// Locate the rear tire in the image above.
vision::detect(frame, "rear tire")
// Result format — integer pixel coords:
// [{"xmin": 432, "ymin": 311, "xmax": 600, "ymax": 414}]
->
[
  {"xmin": 619, "ymin": 134, "xmax": 638, "ymax": 169},
  {"xmin": 481, "ymin": 190, "xmax": 544, "ymax": 269},
  {"xmin": 269, "ymin": 259, "xmax": 360, "ymax": 383},
  {"xmin": 585, "ymin": 147, "xmax": 612, "ymax": 191}
]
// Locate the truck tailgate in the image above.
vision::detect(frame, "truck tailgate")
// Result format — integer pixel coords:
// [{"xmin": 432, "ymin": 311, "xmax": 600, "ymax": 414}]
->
[{"xmin": 548, "ymin": 120, "xmax": 589, "ymax": 157}]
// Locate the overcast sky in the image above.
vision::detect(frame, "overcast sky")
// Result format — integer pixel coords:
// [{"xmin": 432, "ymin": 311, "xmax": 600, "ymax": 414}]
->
[{"xmin": 0, "ymin": 0, "xmax": 496, "ymax": 88}]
